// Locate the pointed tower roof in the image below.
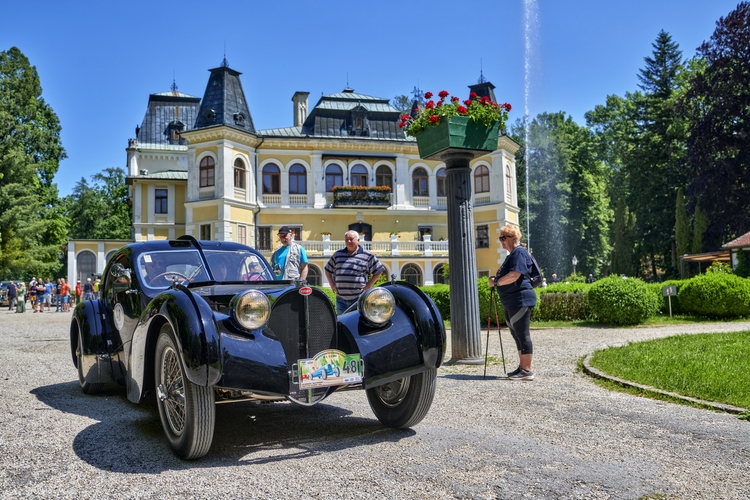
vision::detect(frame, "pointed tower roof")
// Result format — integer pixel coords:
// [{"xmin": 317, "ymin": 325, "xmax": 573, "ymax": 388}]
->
[
  {"xmin": 193, "ymin": 61, "xmax": 256, "ymax": 133},
  {"xmin": 468, "ymin": 78, "xmax": 497, "ymax": 103}
]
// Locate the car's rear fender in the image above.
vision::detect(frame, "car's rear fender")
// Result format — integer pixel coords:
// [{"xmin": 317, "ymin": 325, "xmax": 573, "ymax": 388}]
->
[
  {"xmin": 127, "ymin": 288, "xmax": 220, "ymax": 403},
  {"xmin": 70, "ymin": 300, "xmax": 115, "ymax": 385}
]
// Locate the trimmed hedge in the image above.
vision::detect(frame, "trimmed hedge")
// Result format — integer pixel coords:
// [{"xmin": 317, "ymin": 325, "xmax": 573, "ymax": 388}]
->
[
  {"xmin": 648, "ymin": 279, "xmax": 687, "ymax": 315},
  {"xmin": 534, "ymin": 292, "xmax": 591, "ymax": 321},
  {"xmin": 419, "ymin": 284, "xmax": 451, "ymax": 321},
  {"xmin": 678, "ymin": 273, "xmax": 750, "ymax": 318},
  {"xmin": 588, "ymin": 276, "xmax": 660, "ymax": 325}
]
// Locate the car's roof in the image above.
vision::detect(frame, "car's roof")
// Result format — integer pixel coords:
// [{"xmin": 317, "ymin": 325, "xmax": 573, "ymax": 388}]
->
[{"xmin": 121, "ymin": 238, "xmax": 264, "ymax": 259}]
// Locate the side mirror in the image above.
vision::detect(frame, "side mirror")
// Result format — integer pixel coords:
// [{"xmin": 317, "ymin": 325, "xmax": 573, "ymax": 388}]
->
[{"xmin": 110, "ymin": 263, "xmax": 131, "ymax": 279}]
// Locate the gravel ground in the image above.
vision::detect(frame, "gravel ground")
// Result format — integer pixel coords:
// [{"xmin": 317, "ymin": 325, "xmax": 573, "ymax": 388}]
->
[{"xmin": 1, "ymin": 309, "xmax": 749, "ymax": 499}]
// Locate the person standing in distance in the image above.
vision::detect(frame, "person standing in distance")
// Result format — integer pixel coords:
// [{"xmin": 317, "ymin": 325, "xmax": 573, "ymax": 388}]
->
[
  {"xmin": 488, "ymin": 225, "xmax": 537, "ymax": 381},
  {"xmin": 271, "ymin": 226, "xmax": 309, "ymax": 281},
  {"xmin": 325, "ymin": 230, "xmax": 385, "ymax": 314}
]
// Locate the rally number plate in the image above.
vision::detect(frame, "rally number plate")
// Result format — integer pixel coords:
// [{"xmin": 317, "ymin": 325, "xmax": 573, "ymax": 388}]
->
[{"xmin": 298, "ymin": 349, "xmax": 363, "ymax": 389}]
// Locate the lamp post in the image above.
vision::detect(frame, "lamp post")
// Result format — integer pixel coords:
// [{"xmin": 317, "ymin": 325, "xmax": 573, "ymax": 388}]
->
[{"xmin": 572, "ymin": 255, "xmax": 578, "ymax": 275}]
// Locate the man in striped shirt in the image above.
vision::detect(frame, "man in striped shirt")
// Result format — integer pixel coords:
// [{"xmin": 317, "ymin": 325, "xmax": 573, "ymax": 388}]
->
[{"xmin": 325, "ymin": 230, "xmax": 385, "ymax": 314}]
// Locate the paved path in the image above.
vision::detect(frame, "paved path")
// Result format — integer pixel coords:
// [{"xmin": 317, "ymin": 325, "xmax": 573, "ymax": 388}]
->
[{"xmin": 1, "ymin": 310, "xmax": 748, "ymax": 499}]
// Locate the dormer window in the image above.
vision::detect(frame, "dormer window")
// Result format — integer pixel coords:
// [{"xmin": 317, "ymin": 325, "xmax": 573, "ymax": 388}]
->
[
  {"xmin": 166, "ymin": 120, "xmax": 185, "ymax": 145},
  {"xmin": 204, "ymin": 109, "xmax": 216, "ymax": 124},
  {"xmin": 233, "ymin": 112, "xmax": 245, "ymax": 126}
]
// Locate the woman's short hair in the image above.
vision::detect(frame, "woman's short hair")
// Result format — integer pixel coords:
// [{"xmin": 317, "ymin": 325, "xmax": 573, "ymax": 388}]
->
[{"xmin": 499, "ymin": 225, "xmax": 522, "ymax": 243}]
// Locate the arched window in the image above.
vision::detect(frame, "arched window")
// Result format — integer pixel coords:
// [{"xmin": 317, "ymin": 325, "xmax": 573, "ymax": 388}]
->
[
  {"xmin": 289, "ymin": 164, "xmax": 307, "ymax": 194},
  {"xmin": 234, "ymin": 158, "xmax": 246, "ymax": 189},
  {"xmin": 306, "ymin": 265, "xmax": 322, "ymax": 286},
  {"xmin": 401, "ymin": 263, "xmax": 423, "ymax": 286},
  {"xmin": 326, "ymin": 165, "xmax": 343, "ymax": 192},
  {"xmin": 505, "ymin": 164, "xmax": 513, "ymax": 202},
  {"xmin": 433, "ymin": 263, "xmax": 447, "ymax": 285},
  {"xmin": 474, "ymin": 165, "xmax": 490, "ymax": 193},
  {"xmin": 351, "ymin": 165, "xmax": 368, "ymax": 186},
  {"xmin": 376, "ymin": 165, "xmax": 392, "ymax": 190},
  {"xmin": 412, "ymin": 168, "xmax": 428, "ymax": 196},
  {"xmin": 200, "ymin": 157, "xmax": 215, "ymax": 188},
  {"xmin": 436, "ymin": 168, "xmax": 446, "ymax": 197},
  {"xmin": 263, "ymin": 164, "xmax": 280, "ymax": 194},
  {"xmin": 76, "ymin": 251, "xmax": 97, "ymax": 283}
]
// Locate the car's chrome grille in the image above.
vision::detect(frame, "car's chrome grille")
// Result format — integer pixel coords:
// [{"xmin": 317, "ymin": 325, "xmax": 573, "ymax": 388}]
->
[
  {"xmin": 268, "ymin": 289, "xmax": 336, "ymax": 366},
  {"xmin": 268, "ymin": 289, "xmax": 336, "ymax": 403}
]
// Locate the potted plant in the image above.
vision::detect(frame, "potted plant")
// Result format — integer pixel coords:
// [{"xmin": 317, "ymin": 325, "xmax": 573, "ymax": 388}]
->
[
  {"xmin": 321, "ymin": 232, "xmax": 332, "ymax": 241},
  {"xmin": 399, "ymin": 90, "xmax": 511, "ymax": 160}
]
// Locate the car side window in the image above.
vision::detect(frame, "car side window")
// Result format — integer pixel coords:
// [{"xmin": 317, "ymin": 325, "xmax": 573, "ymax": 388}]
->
[{"xmin": 107, "ymin": 254, "xmax": 132, "ymax": 300}]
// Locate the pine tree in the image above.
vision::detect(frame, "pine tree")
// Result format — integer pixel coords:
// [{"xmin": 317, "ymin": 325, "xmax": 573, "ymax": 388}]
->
[{"xmin": 692, "ymin": 203, "xmax": 709, "ymax": 254}]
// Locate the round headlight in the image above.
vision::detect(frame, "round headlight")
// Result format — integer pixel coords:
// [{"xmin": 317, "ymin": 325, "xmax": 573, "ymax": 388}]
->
[
  {"xmin": 358, "ymin": 287, "xmax": 395, "ymax": 325},
  {"xmin": 232, "ymin": 290, "xmax": 270, "ymax": 330}
]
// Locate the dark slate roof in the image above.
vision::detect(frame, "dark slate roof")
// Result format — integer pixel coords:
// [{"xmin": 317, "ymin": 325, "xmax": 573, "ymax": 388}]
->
[
  {"xmin": 294, "ymin": 88, "xmax": 408, "ymax": 141},
  {"xmin": 136, "ymin": 90, "xmax": 201, "ymax": 147},
  {"xmin": 193, "ymin": 64, "xmax": 256, "ymax": 133}
]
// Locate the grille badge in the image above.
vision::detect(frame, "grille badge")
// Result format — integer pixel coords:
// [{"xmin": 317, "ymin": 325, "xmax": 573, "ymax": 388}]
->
[{"xmin": 299, "ymin": 287, "xmax": 312, "ymax": 296}]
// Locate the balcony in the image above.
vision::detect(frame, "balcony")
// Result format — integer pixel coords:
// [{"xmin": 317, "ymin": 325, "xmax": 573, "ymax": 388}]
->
[
  {"xmin": 271, "ymin": 236, "xmax": 449, "ymax": 259},
  {"xmin": 332, "ymin": 186, "xmax": 392, "ymax": 209}
]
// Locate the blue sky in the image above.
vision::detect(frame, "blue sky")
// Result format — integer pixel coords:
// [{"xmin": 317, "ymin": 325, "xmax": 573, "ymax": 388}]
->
[{"xmin": 2, "ymin": 0, "xmax": 742, "ymax": 196}]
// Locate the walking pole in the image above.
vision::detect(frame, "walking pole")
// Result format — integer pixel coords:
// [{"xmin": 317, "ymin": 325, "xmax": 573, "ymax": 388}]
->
[
  {"xmin": 483, "ymin": 291, "xmax": 492, "ymax": 379},
  {"xmin": 491, "ymin": 287, "xmax": 507, "ymax": 375}
]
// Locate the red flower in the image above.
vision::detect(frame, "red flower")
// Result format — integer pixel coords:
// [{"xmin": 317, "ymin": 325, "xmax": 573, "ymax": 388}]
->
[
  {"xmin": 503, "ymin": 103, "xmax": 512, "ymax": 111},
  {"xmin": 424, "ymin": 91, "xmax": 433, "ymax": 99},
  {"xmin": 429, "ymin": 115, "xmax": 439, "ymax": 123},
  {"xmin": 438, "ymin": 90, "xmax": 449, "ymax": 99},
  {"xmin": 464, "ymin": 99, "xmax": 473, "ymax": 106},
  {"xmin": 425, "ymin": 100, "xmax": 435, "ymax": 109},
  {"xmin": 480, "ymin": 96, "xmax": 490, "ymax": 104},
  {"xmin": 469, "ymin": 92, "xmax": 478, "ymax": 99},
  {"xmin": 457, "ymin": 105, "xmax": 467, "ymax": 115},
  {"xmin": 451, "ymin": 96, "xmax": 459, "ymax": 102}
]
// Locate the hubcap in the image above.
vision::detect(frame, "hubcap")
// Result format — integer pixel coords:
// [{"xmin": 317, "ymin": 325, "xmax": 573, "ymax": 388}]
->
[
  {"xmin": 375, "ymin": 377, "xmax": 410, "ymax": 408},
  {"xmin": 161, "ymin": 346, "xmax": 186, "ymax": 435}
]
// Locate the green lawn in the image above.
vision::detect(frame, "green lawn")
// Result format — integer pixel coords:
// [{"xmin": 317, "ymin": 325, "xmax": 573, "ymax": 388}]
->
[{"xmin": 588, "ymin": 331, "xmax": 750, "ymax": 410}]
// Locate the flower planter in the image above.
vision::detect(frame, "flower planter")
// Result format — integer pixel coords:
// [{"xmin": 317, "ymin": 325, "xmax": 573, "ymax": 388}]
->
[{"xmin": 416, "ymin": 116, "xmax": 500, "ymax": 161}]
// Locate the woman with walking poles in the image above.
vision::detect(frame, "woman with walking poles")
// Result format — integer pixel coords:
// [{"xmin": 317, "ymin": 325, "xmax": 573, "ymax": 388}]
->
[{"xmin": 488, "ymin": 225, "xmax": 537, "ymax": 381}]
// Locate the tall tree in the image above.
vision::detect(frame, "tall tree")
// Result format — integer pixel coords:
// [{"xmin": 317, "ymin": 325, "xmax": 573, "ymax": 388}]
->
[
  {"xmin": 0, "ymin": 47, "xmax": 67, "ymax": 279},
  {"xmin": 674, "ymin": 187, "xmax": 691, "ymax": 258},
  {"xmin": 684, "ymin": 2, "xmax": 750, "ymax": 248},
  {"xmin": 66, "ymin": 167, "xmax": 131, "ymax": 240},
  {"xmin": 390, "ymin": 95, "xmax": 411, "ymax": 114},
  {"xmin": 692, "ymin": 202, "xmax": 709, "ymax": 254},
  {"xmin": 611, "ymin": 198, "xmax": 636, "ymax": 276},
  {"xmin": 512, "ymin": 112, "xmax": 611, "ymax": 278}
]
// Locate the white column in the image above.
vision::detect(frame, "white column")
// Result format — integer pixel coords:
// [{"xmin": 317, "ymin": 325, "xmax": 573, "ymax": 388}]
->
[
  {"xmin": 312, "ymin": 153, "xmax": 325, "ymax": 208},
  {"xmin": 394, "ymin": 155, "xmax": 409, "ymax": 209},
  {"xmin": 168, "ymin": 184, "xmax": 175, "ymax": 224}
]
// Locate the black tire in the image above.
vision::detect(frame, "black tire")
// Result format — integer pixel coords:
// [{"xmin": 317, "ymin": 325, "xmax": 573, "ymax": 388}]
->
[
  {"xmin": 76, "ymin": 329, "xmax": 104, "ymax": 395},
  {"xmin": 334, "ymin": 367, "xmax": 341, "ymax": 377},
  {"xmin": 155, "ymin": 324, "xmax": 215, "ymax": 459},
  {"xmin": 366, "ymin": 368, "xmax": 437, "ymax": 428}
]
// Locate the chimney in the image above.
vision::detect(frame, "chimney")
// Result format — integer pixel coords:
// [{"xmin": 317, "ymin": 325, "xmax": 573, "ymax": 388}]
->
[{"xmin": 292, "ymin": 91, "xmax": 310, "ymax": 127}]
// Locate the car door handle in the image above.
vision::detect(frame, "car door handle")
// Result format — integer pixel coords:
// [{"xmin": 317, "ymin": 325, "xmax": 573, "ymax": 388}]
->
[{"xmin": 125, "ymin": 289, "xmax": 139, "ymax": 294}]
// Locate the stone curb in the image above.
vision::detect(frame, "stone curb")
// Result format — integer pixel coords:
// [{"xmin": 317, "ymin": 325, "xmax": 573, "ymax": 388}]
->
[{"xmin": 582, "ymin": 353, "xmax": 748, "ymax": 415}]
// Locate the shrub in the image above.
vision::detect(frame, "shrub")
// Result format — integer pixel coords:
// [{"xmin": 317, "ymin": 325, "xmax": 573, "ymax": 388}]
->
[
  {"xmin": 588, "ymin": 276, "xmax": 660, "ymax": 325},
  {"xmin": 534, "ymin": 292, "xmax": 591, "ymax": 321},
  {"xmin": 419, "ymin": 284, "xmax": 451, "ymax": 321},
  {"xmin": 678, "ymin": 273, "xmax": 750, "ymax": 318},
  {"xmin": 706, "ymin": 261, "xmax": 733, "ymax": 274}
]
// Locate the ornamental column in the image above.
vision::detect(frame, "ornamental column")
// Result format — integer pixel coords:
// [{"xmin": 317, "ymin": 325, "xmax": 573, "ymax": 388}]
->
[{"xmin": 443, "ymin": 151, "xmax": 483, "ymax": 363}]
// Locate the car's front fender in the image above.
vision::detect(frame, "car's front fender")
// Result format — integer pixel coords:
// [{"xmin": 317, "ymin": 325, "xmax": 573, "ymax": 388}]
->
[
  {"xmin": 71, "ymin": 300, "xmax": 115, "ymax": 385},
  {"xmin": 127, "ymin": 288, "xmax": 220, "ymax": 403}
]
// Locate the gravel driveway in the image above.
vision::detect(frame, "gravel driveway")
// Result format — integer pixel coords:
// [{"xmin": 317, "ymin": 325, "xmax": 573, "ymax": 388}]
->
[{"xmin": 1, "ymin": 310, "xmax": 748, "ymax": 499}]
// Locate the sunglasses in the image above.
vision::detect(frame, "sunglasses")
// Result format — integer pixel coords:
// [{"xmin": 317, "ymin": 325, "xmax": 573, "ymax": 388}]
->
[{"xmin": 499, "ymin": 236, "xmax": 508, "ymax": 241}]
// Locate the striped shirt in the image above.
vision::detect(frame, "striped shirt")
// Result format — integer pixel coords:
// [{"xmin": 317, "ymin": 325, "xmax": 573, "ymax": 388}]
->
[{"xmin": 324, "ymin": 246, "xmax": 385, "ymax": 301}]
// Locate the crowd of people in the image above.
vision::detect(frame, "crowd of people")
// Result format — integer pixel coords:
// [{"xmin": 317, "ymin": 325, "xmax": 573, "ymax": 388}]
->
[{"xmin": 5, "ymin": 277, "xmax": 100, "ymax": 313}]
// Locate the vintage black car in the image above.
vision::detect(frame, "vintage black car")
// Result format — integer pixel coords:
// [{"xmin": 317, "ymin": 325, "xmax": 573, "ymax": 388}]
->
[{"xmin": 70, "ymin": 236, "xmax": 446, "ymax": 459}]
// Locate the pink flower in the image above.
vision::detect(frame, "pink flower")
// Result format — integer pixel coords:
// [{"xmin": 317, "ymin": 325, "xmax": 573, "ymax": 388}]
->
[{"xmin": 429, "ymin": 115, "xmax": 439, "ymax": 123}]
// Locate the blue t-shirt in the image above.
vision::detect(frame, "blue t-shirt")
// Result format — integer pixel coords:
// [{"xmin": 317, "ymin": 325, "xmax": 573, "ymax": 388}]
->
[
  {"xmin": 495, "ymin": 246, "xmax": 537, "ymax": 309},
  {"xmin": 271, "ymin": 243, "xmax": 308, "ymax": 280},
  {"xmin": 45, "ymin": 282, "xmax": 55, "ymax": 295}
]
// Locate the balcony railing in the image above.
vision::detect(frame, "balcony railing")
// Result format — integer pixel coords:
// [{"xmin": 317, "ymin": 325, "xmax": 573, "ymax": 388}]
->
[{"xmin": 274, "ymin": 238, "xmax": 448, "ymax": 258}]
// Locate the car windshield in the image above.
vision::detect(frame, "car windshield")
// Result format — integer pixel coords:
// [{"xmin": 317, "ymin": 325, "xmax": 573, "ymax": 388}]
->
[
  {"xmin": 137, "ymin": 250, "xmax": 208, "ymax": 289},
  {"xmin": 203, "ymin": 250, "xmax": 272, "ymax": 283}
]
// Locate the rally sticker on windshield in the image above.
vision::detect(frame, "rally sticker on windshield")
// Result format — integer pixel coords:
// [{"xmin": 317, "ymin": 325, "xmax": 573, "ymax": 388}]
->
[{"xmin": 298, "ymin": 349, "xmax": 363, "ymax": 389}]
